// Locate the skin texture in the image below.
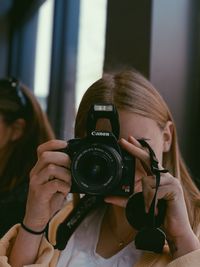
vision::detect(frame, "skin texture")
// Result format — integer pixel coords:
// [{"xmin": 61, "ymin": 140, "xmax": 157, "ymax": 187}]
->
[{"xmin": 9, "ymin": 111, "xmax": 200, "ymax": 267}]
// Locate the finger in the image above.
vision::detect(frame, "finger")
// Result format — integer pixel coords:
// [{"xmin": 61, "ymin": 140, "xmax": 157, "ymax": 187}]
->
[
  {"xmin": 44, "ymin": 178, "xmax": 71, "ymax": 197},
  {"xmin": 142, "ymin": 176, "xmax": 156, "ymax": 212},
  {"xmin": 119, "ymin": 138, "xmax": 149, "ymax": 161},
  {"xmin": 129, "ymin": 136, "xmax": 155, "ymax": 174},
  {"xmin": 104, "ymin": 196, "xmax": 128, "ymax": 208},
  {"xmin": 37, "ymin": 139, "xmax": 67, "ymax": 157},
  {"xmin": 29, "ymin": 178, "xmax": 71, "ymax": 200},
  {"xmin": 30, "ymin": 164, "xmax": 71, "ymax": 185},
  {"xmin": 128, "ymin": 136, "xmax": 144, "ymax": 148},
  {"xmin": 156, "ymin": 177, "xmax": 183, "ymax": 202},
  {"xmin": 142, "ymin": 174, "xmax": 180, "ymax": 213},
  {"xmin": 158, "ymin": 172, "xmax": 177, "ymax": 186},
  {"xmin": 31, "ymin": 150, "xmax": 71, "ymax": 177},
  {"xmin": 119, "ymin": 137, "xmax": 151, "ymax": 174}
]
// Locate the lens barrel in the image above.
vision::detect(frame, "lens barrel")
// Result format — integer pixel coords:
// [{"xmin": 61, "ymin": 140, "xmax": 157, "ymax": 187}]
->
[{"xmin": 71, "ymin": 143, "xmax": 123, "ymax": 195}]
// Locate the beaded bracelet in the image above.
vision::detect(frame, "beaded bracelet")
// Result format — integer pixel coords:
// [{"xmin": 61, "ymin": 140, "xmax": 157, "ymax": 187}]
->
[{"xmin": 21, "ymin": 222, "xmax": 46, "ymax": 235}]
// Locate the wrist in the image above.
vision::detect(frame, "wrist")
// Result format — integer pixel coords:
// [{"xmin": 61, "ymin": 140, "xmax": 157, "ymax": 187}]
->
[
  {"xmin": 23, "ymin": 215, "xmax": 48, "ymax": 232},
  {"xmin": 21, "ymin": 221, "xmax": 47, "ymax": 235},
  {"xmin": 167, "ymin": 230, "xmax": 200, "ymax": 259}
]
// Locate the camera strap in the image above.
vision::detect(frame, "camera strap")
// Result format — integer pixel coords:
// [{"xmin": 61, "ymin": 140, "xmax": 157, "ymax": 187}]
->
[
  {"xmin": 53, "ymin": 194, "xmax": 104, "ymax": 250},
  {"xmin": 126, "ymin": 139, "xmax": 168, "ymax": 253},
  {"xmin": 139, "ymin": 139, "xmax": 168, "ymax": 228}
]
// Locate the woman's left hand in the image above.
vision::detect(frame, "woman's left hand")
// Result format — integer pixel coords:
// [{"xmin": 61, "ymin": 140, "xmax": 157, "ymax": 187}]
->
[{"xmin": 104, "ymin": 136, "xmax": 200, "ymax": 258}]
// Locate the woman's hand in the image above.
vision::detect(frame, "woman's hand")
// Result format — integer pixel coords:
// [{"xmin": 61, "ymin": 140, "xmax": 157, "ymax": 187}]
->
[
  {"xmin": 105, "ymin": 136, "xmax": 200, "ymax": 257},
  {"xmin": 23, "ymin": 139, "xmax": 72, "ymax": 232}
]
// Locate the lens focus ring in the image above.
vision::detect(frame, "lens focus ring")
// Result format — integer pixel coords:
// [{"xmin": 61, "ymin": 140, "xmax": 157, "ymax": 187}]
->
[{"xmin": 71, "ymin": 143, "xmax": 123, "ymax": 195}]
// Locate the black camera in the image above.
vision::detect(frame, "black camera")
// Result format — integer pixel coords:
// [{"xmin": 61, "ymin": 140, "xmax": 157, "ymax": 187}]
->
[{"xmin": 64, "ymin": 104, "xmax": 135, "ymax": 196}]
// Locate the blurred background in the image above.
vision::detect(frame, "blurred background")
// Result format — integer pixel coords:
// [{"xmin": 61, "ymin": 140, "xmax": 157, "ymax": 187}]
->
[{"xmin": 0, "ymin": 0, "xmax": 200, "ymax": 187}]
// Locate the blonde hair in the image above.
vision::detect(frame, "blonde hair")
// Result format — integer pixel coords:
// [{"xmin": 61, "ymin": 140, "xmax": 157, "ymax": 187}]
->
[{"xmin": 75, "ymin": 69, "xmax": 200, "ymax": 233}]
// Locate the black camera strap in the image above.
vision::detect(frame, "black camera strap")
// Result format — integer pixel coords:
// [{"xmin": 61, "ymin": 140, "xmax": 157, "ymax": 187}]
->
[
  {"xmin": 139, "ymin": 139, "xmax": 168, "ymax": 228},
  {"xmin": 126, "ymin": 139, "xmax": 168, "ymax": 253},
  {"xmin": 54, "ymin": 194, "xmax": 103, "ymax": 250}
]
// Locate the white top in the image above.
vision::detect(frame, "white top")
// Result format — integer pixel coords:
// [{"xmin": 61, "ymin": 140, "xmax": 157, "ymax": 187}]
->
[{"xmin": 57, "ymin": 206, "xmax": 142, "ymax": 267}]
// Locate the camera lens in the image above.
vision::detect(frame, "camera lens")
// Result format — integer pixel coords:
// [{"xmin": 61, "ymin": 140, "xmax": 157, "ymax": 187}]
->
[
  {"xmin": 77, "ymin": 154, "xmax": 110, "ymax": 183},
  {"xmin": 71, "ymin": 144, "xmax": 123, "ymax": 195}
]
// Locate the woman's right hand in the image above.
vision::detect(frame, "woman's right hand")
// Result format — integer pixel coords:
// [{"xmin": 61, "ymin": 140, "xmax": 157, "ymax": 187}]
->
[{"xmin": 23, "ymin": 139, "xmax": 72, "ymax": 232}]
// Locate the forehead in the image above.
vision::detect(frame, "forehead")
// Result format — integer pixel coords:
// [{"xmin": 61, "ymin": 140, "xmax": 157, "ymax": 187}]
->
[
  {"xmin": 96, "ymin": 110, "xmax": 161, "ymax": 140},
  {"xmin": 119, "ymin": 111, "xmax": 161, "ymax": 139}
]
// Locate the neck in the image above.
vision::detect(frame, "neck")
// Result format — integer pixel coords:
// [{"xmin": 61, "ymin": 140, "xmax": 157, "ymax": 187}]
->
[
  {"xmin": 106, "ymin": 204, "xmax": 137, "ymax": 240},
  {"xmin": 96, "ymin": 204, "xmax": 137, "ymax": 258}
]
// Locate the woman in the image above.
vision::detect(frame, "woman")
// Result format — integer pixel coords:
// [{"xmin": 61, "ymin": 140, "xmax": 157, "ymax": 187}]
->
[
  {"xmin": 1, "ymin": 70, "xmax": 200, "ymax": 266},
  {"xmin": 0, "ymin": 77, "xmax": 55, "ymax": 236}
]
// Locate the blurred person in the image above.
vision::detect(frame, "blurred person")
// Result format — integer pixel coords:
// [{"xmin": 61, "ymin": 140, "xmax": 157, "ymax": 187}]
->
[{"xmin": 0, "ymin": 77, "xmax": 55, "ymax": 236}]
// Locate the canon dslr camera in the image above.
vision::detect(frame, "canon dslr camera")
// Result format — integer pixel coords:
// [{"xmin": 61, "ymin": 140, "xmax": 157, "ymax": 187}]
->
[{"xmin": 64, "ymin": 104, "xmax": 135, "ymax": 196}]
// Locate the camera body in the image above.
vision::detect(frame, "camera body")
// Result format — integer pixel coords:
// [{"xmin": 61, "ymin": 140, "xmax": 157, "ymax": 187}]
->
[{"xmin": 64, "ymin": 104, "xmax": 135, "ymax": 196}]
